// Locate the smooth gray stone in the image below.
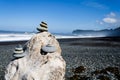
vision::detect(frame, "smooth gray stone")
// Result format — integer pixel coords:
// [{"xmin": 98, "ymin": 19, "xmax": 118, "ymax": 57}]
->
[
  {"xmin": 41, "ymin": 44, "xmax": 56, "ymax": 53},
  {"xmin": 13, "ymin": 52, "xmax": 27, "ymax": 58}
]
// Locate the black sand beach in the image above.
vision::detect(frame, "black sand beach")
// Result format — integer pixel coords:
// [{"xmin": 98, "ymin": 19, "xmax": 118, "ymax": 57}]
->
[{"xmin": 0, "ymin": 37, "xmax": 120, "ymax": 80}]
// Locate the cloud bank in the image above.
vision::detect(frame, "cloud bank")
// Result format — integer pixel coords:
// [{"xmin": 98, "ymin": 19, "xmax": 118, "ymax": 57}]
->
[
  {"xmin": 97, "ymin": 12, "xmax": 118, "ymax": 25},
  {"xmin": 103, "ymin": 12, "xmax": 117, "ymax": 24},
  {"xmin": 96, "ymin": 12, "xmax": 120, "ymax": 29},
  {"xmin": 103, "ymin": 17, "xmax": 117, "ymax": 23}
]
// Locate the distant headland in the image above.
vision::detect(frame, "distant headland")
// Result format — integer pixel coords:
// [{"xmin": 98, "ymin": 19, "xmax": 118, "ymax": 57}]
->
[{"xmin": 72, "ymin": 27, "xmax": 120, "ymax": 37}]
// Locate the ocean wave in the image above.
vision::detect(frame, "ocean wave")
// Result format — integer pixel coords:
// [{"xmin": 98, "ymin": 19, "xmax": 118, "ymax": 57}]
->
[{"xmin": 0, "ymin": 33, "xmax": 106, "ymax": 42}]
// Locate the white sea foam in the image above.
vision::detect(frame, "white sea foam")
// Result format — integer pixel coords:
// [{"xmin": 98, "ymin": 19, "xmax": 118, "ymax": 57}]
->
[
  {"xmin": 0, "ymin": 33, "xmax": 33, "ymax": 42},
  {"xmin": 0, "ymin": 33, "xmax": 106, "ymax": 42}
]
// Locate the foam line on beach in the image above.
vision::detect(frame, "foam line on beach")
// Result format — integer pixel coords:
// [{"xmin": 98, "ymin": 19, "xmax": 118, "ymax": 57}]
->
[{"xmin": 0, "ymin": 34, "xmax": 106, "ymax": 42}]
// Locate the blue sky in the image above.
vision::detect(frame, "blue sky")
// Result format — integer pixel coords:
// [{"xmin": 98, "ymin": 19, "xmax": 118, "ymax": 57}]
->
[{"xmin": 0, "ymin": 0, "xmax": 120, "ymax": 33}]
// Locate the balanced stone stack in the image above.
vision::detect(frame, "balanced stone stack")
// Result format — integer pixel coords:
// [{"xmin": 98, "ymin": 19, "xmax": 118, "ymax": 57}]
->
[
  {"xmin": 13, "ymin": 44, "xmax": 25, "ymax": 58},
  {"xmin": 37, "ymin": 21, "xmax": 48, "ymax": 31},
  {"xmin": 5, "ymin": 22, "xmax": 66, "ymax": 80}
]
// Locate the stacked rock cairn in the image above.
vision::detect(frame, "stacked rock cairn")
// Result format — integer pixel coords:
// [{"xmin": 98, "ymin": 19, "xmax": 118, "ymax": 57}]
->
[{"xmin": 13, "ymin": 21, "xmax": 56, "ymax": 57}]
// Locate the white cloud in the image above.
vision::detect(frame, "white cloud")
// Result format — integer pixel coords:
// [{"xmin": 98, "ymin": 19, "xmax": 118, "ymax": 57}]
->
[
  {"xmin": 103, "ymin": 17, "xmax": 117, "ymax": 24},
  {"xmin": 96, "ymin": 12, "xmax": 120, "ymax": 28},
  {"xmin": 101, "ymin": 12, "xmax": 118, "ymax": 24}
]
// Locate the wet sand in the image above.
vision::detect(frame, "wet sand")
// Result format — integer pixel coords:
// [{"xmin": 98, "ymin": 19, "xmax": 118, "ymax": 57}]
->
[{"xmin": 0, "ymin": 37, "xmax": 120, "ymax": 80}]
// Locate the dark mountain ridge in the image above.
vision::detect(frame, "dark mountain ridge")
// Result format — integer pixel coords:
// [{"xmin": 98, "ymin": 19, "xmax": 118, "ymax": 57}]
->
[{"xmin": 72, "ymin": 27, "xmax": 120, "ymax": 37}]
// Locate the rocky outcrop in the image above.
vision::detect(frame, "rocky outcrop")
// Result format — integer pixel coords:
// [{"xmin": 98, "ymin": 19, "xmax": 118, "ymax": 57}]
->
[{"xmin": 5, "ymin": 32, "xmax": 66, "ymax": 80}]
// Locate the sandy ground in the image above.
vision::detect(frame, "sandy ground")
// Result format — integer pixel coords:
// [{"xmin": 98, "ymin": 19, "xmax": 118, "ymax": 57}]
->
[{"xmin": 0, "ymin": 37, "xmax": 120, "ymax": 80}]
